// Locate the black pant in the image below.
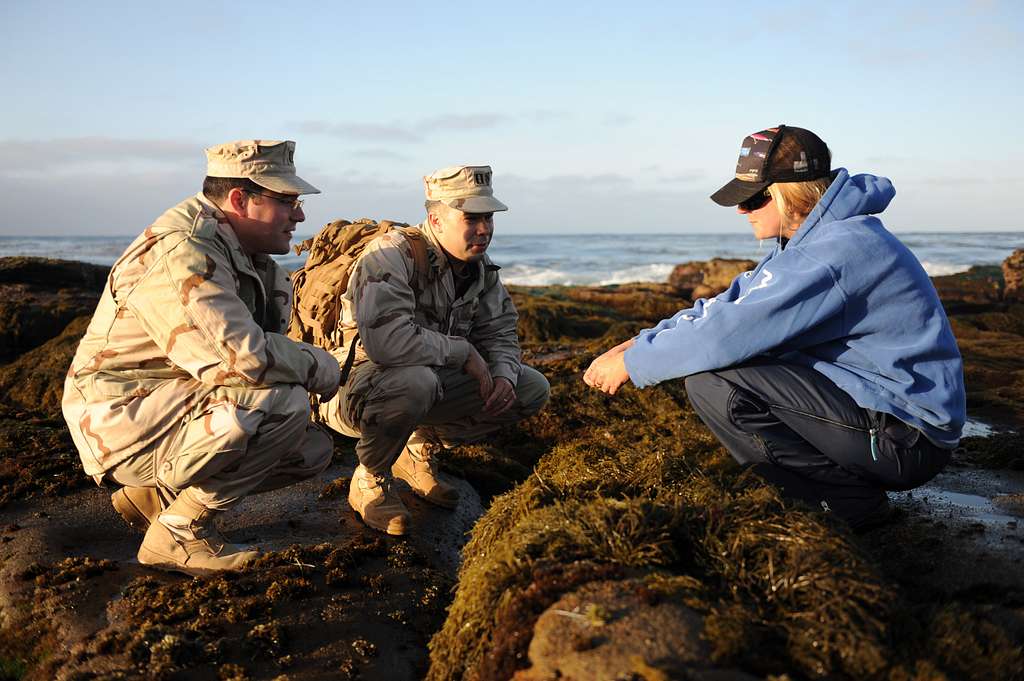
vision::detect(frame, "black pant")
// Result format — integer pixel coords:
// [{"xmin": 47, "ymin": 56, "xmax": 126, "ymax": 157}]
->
[{"xmin": 684, "ymin": 359, "xmax": 950, "ymax": 527}]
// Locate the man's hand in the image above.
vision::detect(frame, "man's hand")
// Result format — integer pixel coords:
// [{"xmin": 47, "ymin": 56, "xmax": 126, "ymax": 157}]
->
[
  {"xmin": 583, "ymin": 338, "xmax": 634, "ymax": 395},
  {"xmin": 483, "ymin": 377, "xmax": 516, "ymax": 416},
  {"xmin": 463, "ymin": 345, "xmax": 494, "ymax": 400},
  {"xmin": 312, "ymin": 349, "xmax": 342, "ymax": 402}
]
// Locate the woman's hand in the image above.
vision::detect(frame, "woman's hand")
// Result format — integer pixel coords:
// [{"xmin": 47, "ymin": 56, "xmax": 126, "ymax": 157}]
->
[{"xmin": 583, "ymin": 339, "xmax": 634, "ymax": 395}]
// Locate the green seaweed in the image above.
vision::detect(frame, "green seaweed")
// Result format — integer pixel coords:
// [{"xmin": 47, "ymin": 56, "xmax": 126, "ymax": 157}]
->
[{"xmin": 427, "ymin": 290, "xmax": 1024, "ymax": 680}]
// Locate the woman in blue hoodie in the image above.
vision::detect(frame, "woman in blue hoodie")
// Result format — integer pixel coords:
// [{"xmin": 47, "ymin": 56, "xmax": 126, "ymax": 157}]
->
[{"xmin": 583, "ymin": 125, "xmax": 965, "ymax": 529}]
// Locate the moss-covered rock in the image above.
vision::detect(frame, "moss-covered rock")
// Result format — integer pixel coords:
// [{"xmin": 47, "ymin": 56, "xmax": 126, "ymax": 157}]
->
[
  {"xmin": 0, "ymin": 257, "xmax": 107, "ymax": 363},
  {"xmin": 0, "ymin": 314, "xmax": 89, "ymax": 419},
  {"xmin": 1003, "ymin": 248, "xmax": 1024, "ymax": 302},
  {"xmin": 426, "ymin": 277, "xmax": 1024, "ymax": 680},
  {"xmin": 1, "ymin": 257, "xmax": 1024, "ymax": 680}
]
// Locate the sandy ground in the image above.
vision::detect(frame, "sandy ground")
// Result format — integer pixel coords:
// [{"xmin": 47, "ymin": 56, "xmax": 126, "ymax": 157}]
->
[
  {"xmin": 1, "ymin": 435, "xmax": 1021, "ymax": 680},
  {"xmin": 0, "ymin": 462, "xmax": 482, "ymax": 680}
]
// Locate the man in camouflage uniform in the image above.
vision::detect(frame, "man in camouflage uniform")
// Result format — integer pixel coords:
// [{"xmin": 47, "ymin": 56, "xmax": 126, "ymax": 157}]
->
[
  {"xmin": 319, "ymin": 165, "xmax": 550, "ymax": 535},
  {"xmin": 63, "ymin": 140, "xmax": 341, "ymax": 575}
]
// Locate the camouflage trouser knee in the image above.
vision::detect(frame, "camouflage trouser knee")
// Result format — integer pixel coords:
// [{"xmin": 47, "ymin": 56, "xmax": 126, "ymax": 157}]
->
[
  {"xmin": 105, "ymin": 383, "xmax": 333, "ymax": 511},
  {"xmin": 319, "ymin": 362, "xmax": 550, "ymax": 476}
]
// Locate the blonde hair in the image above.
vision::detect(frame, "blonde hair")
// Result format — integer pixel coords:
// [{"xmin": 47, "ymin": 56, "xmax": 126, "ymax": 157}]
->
[
  {"xmin": 768, "ymin": 177, "xmax": 832, "ymax": 233},
  {"xmin": 765, "ymin": 131, "xmax": 833, "ymax": 233}
]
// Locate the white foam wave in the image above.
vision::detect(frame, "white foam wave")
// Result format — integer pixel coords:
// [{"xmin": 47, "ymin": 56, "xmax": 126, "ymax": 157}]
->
[
  {"xmin": 501, "ymin": 263, "xmax": 675, "ymax": 287},
  {"xmin": 919, "ymin": 261, "xmax": 970, "ymax": 277},
  {"xmin": 596, "ymin": 263, "xmax": 674, "ymax": 286},
  {"xmin": 501, "ymin": 265, "xmax": 578, "ymax": 286}
]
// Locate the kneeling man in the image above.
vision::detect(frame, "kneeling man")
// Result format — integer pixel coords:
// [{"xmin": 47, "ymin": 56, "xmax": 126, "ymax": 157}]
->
[
  {"xmin": 63, "ymin": 140, "xmax": 341, "ymax": 575},
  {"xmin": 319, "ymin": 165, "xmax": 550, "ymax": 535}
]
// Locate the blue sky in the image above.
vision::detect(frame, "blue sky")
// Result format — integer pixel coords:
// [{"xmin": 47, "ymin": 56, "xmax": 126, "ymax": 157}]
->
[{"xmin": 1, "ymin": 0, "xmax": 1021, "ymax": 236}]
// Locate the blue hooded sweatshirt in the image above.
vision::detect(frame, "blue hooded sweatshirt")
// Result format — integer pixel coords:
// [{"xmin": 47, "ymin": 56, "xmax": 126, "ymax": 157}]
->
[{"xmin": 623, "ymin": 169, "xmax": 965, "ymax": 448}]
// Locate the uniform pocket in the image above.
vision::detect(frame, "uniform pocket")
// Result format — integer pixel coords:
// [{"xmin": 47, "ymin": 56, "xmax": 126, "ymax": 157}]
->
[
  {"xmin": 449, "ymin": 302, "xmax": 477, "ymax": 336},
  {"xmin": 160, "ymin": 401, "xmax": 254, "ymax": 490}
]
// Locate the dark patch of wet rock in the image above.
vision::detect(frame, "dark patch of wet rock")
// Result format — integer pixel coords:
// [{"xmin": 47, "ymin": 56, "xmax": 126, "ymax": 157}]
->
[{"xmin": 0, "ymin": 257, "xmax": 107, "ymax": 363}]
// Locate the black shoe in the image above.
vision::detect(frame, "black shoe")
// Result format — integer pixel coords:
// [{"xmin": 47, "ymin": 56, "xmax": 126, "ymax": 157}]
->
[{"xmin": 847, "ymin": 495, "xmax": 895, "ymax": 533}]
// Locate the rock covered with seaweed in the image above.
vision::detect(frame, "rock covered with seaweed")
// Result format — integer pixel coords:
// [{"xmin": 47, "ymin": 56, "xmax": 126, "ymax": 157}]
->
[
  {"xmin": 0, "ymin": 252, "xmax": 1022, "ymax": 680},
  {"xmin": 0, "ymin": 257, "xmax": 108, "ymax": 363},
  {"xmin": 1003, "ymin": 248, "xmax": 1024, "ymax": 302}
]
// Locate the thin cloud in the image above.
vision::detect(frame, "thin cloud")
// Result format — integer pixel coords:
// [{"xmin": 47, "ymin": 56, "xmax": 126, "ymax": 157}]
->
[
  {"xmin": 527, "ymin": 109, "xmax": 570, "ymax": 122},
  {"xmin": 864, "ymin": 156, "xmax": 912, "ymax": 165},
  {"xmin": 296, "ymin": 109, "xmax": 561, "ymax": 145},
  {"xmin": 0, "ymin": 166, "xmax": 199, "ymax": 235},
  {"xmin": 533, "ymin": 173, "xmax": 635, "ymax": 187},
  {"xmin": 351, "ymin": 148, "xmax": 411, "ymax": 161},
  {"xmin": 0, "ymin": 137, "xmax": 197, "ymax": 172},
  {"xmin": 497, "ymin": 171, "xmax": 708, "ymax": 232},
  {"xmin": 295, "ymin": 120, "xmax": 423, "ymax": 143},
  {"xmin": 905, "ymin": 176, "xmax": 1019, "ymax": 186},
  {"xmin": 603, "ymin": 113, "xmax": 634, "ymax": 127},
  {"xmin": 417, "ymin": 113, "xmax": 508, "ymax": 132},
  {"xmin": 657, "ymin": 171, "xmax": 706, "ymax": 184}
]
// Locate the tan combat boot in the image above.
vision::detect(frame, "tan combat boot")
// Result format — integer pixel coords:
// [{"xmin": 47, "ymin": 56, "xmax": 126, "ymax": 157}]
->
[
  {"xmin": 348, "ymin": 465, "xmax": 410, "ymax": 536},
  {"xmin": 392, "ymin": 442, "xmax": 459, "ymax": 509},
  {"xmin": 137, "ymin": 490, "xmax": 258, "ymax": 576},
  {"xmin": 111, "ymin": 486, "xmax": 162, "ymax": 532}
]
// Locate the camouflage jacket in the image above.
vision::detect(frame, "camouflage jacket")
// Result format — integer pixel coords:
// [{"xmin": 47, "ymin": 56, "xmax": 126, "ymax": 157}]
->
[
  {"xmin": 336, "ymin": 222, "xmax": 521, "ymax": 385},
  {"xmin": 63, "ymin": 193, "xmax": 339, "ymax": 476}
]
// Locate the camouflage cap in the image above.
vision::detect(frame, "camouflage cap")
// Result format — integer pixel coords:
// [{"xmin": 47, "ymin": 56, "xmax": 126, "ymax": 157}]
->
[
  {"xmin": 205, "ymin": 140, "xmax": 320, "ymax": 195},
  {"xmin": 424, "ymin": 165, "xmax": 508, "ymax": 213}
]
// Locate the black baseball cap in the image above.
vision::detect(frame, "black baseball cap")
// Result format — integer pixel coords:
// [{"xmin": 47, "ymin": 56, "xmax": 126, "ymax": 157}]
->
[{"xmin": 710, "ymin": 125, "xmax": 831, "ymax": 206}]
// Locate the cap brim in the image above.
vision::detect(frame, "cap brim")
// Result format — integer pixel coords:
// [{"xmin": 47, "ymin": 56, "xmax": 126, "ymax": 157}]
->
[
  {"xmin": 710, "ymin": 178, "xmax": 770, "ymax": 207},
  {"xmin": 443, "ymin": 195, "xmax": 508, "ymax": 213},
  {"xmin": 253, "ymin": 174, "xmax": 321, "ymax": 196}
]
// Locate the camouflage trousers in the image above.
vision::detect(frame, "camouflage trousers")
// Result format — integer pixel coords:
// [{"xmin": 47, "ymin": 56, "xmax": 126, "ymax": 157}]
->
[
  {"xmin": 319, "ymin": 363, "xmax": 550, "ymax": 476},
  {"xmin": 103, "ymin": 384, "xmax": 333, "ymax": 511}
]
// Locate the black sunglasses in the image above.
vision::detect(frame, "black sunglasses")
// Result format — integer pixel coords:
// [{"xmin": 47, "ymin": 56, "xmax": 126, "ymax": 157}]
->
[{"xmin": 738, "ymin": 189, "xmax": 772, "ymax": 212}]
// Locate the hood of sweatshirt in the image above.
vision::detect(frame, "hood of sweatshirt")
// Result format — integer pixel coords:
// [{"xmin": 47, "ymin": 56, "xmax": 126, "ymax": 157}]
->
[{"xmin": 788, "ymin": 169, "xmax": 895, "ymax": 249}]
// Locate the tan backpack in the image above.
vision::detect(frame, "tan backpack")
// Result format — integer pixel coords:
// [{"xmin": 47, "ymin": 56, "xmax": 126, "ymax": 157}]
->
[{"xmin": 288, "ymin": 218, "xmax": 431, "ymax": 380}]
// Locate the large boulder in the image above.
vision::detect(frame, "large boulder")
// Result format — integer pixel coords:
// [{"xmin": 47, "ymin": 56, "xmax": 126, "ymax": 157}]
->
[
  {"xmin": 0, "ymin": 258, "xmax": 107, "ymax": 363},
  {"xmin": 513, "ymin": 578, "xmax": 758, "ymax": 681},
  {"xmin": 1003, "ymin": 248, "xmax": 1024, "ymax": 302},
  {"xmin": 668, "ymin": 258, "xmax": 756, "ymax": 299}
]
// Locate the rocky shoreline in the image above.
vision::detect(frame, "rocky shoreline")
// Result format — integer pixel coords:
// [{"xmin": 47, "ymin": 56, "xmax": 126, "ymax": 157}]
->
[{"xmin": 0, "ymin": 254, "xmax": 1022, "ymax": 680}]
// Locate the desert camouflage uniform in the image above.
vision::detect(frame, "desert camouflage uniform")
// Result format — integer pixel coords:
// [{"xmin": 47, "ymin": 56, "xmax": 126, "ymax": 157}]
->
[
  {"xmin": 319, "ymin": 221, "xmax": 549, "ymax": 474},
  {"xmin": 62, "ymin": 193, "xmax": 339, "ymax": 510}
]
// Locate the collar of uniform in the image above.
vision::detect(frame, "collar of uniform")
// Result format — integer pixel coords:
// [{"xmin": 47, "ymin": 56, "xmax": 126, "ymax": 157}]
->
[
  {"xmin": 418, "ymin": 220, "xmax": 449, "ymax": 277},
  {"xmin": 196, "ymin": 192, "xmax": 228, "ymax": 223}
]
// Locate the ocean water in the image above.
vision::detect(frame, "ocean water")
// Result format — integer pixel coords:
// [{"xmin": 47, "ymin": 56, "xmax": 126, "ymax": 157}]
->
[{"xmin": 0, "ymin": 232, "xmax": 1020, "ymax": 286}]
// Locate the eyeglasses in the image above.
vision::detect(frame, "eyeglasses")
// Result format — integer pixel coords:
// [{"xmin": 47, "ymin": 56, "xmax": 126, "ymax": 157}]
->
[
  {"xmin": 738, "ymin": 189, "xmax": 772, "ymax": 212},
  {"xmin": 245, "ymin": 190, "xmax": 304, "ymax": 211}
]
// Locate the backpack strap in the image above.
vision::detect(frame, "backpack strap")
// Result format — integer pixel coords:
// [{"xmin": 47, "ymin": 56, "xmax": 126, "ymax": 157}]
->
[
  {"xmin": 339, "ymin": 332, "xmax": 360, "ymax": 386},
  {"xmin": 338, "ymin": 226, "xmax": 432, "ymax": 387},
  {"xmin": 399, "ymin": 226, "xmax": 432, "ymax": 294}
]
